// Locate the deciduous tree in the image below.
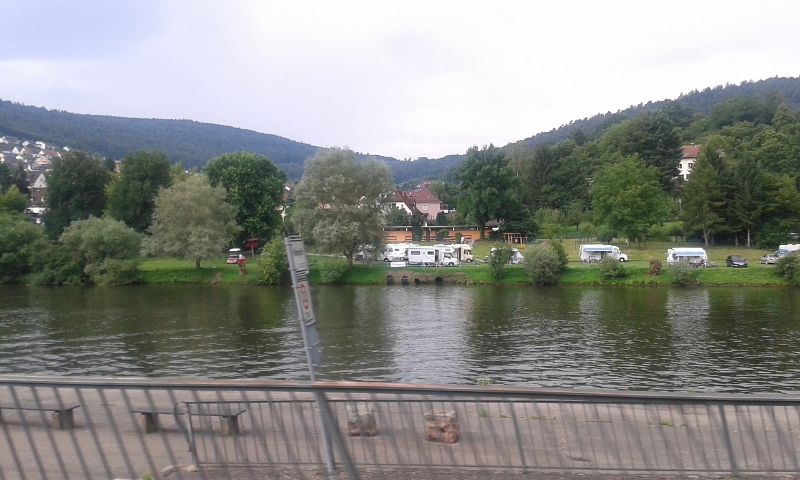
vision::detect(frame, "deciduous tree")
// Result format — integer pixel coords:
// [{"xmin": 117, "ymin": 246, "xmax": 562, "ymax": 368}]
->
[
  {"xmin": 592, "ymin": 156, "xmax": 669, "ymax": 246},
  {"xmin": 144, "ymin": 174, "xmax": 240, "ymax": 269},
  {"xmin": 204, "ymin": 151, "xmax": 287, "ymax": 244},
  {"xmin": 456, "ymin": 145, "xmax": 519, "ymax": 239},
  {"xmin": 293, "ymin": 148, "xmax": 393, "ymax": 266},
  {"xmin": 45, "ymin": 150, "xmax": 109, "ymax": 239},
  {"xmin": 106, "ymin": 150, "xmax": 172, "ymax": 232}
]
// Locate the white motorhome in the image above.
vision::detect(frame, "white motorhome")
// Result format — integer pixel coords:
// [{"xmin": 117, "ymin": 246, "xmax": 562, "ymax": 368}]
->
[
  {"xmin": 777, "ymin": 244, "xmax": 800, "ymax": 257},
  {"xmin": 579, "ymin": 244, "xmax": 628, "ymax": 263},
  {"xmin": 449, "ymin": 243, "xmax": 475, "ymax": 263},
  {"xmin": 488, "ymin": 247, "xmax": 525, "ymax": 264},
  {"xmin": 666, "ymin": 247, "xmax": 708, "ymax": 267},
  {"xmin": 433, "ymin": 245, "xmax": 460, "ymax": 266},
  {"xmin": 378, "ymin": 243, "xmax": 417, "ymax": 262},
  {"xmin": 407, "ymin": 247, "xmax": 436, "ymax": 266},
  {"xmin": 408, "ymin": 246, "xmax": 460, "ymax": 266}
]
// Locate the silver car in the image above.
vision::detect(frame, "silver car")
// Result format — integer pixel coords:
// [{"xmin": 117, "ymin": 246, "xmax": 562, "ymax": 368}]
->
[{"xmin": 759, "ymin": 253, "xmax": 778, "ymax": 264}]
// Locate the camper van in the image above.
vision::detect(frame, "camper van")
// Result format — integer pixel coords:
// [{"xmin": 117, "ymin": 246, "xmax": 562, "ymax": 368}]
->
[
  {"xmin": 579, "ymin": 244, "xmax": 628, "ymax": 263},
  {"xmin": 449, "ymin": 243, "xmax": 475, "ymax": 263},
  {"xmin": 378, "ymin": 243, "xmax": 417, "ymax": 262},
  {"xmin": 408, "ymin": 246, "xmax": 460, "ymax": 266},
  {"xmin": 488, "ymin": 247, "xmax": 525, "ymax": 264},
  {"xmin": 666, "ymin": 247, "xmax": 708, "ymax": 267},
  {"xmin": 777, "ymin": 244, "xmax": 800, "ymax": 257},
  {"xmin": 433, "ymin": 245, "xmax": 461, "ymax": 266}
]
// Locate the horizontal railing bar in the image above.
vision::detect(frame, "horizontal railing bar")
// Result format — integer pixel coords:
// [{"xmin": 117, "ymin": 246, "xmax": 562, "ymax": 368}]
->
[{"xmin": 1, "ymin": 375, "xmax": 798, "ymax": 406}]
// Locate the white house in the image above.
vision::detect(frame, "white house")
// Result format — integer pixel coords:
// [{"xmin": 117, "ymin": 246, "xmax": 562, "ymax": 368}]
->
[{"xmin": 679, "ymin": 144, "xmax": 701, "ymax": 182}]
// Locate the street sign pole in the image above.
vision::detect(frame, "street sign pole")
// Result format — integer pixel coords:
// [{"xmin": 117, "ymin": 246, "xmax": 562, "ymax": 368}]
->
[{"xmin": 284, "ymin": 235, "xmax": 334, "ymax": 473}]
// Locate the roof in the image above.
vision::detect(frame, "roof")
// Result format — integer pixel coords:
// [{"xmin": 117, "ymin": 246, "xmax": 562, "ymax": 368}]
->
[
  {"xmin": 671, "ymin": 248, "xmax": 707, "ymax": 256},
  {"xmin": 406, "ymin": 186, "xmax": 440, "ymax": 203},
  {"xmin": 681, "ymin": 144, "xmax": 701, "ymax": 159}
]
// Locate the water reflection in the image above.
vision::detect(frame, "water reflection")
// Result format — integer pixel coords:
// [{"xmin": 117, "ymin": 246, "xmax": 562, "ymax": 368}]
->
[{"xmin": 2, "ymin": 284, "xmax": 800, "ymax": 393}]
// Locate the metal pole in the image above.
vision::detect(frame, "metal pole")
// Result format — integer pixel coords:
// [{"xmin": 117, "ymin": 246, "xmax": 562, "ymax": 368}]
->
[{"xmin": 284, "ymin": 236, "xmax": 336, "ymax": 474}]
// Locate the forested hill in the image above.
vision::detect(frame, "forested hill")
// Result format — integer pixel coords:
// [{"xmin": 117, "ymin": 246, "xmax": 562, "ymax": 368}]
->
[
  {"xmin": 3, "ymin": 76, "xmax": 800, "ymax": 183},
  {"xmin": 515, "ymin": 76, "xmax": 800, "ymax": 148},
  {"xmin": 0, "ymin": 100, "xmax": 321, "ymax": 180}
]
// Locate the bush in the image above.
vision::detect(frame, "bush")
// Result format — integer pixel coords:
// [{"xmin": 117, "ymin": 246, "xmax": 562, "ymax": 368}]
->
[
  {"xmin": 489, "ymin": 246, "xmax": 513, "ymax": 280},
  {"xmin": 774, "ymin": 252, "xmax": 800, "ymax": 283},
  {"xmin": 0, "ymin": 212, "xmax": 48, "ymax": 283},
  {"xmin": 30, "ymin": 245, "xmax": 85, "ymax": 285},
  {"xmin": 598, "ymin": 255, "xmax": 627, "ymax": 280},
  {"xmin": 668, "ymin": 260, "xmax": 695, "ymax": 285},
  {"xmin": 84, "ymin": 258, "xmax": 141, "ymax": 285},
  {"xmin": 318, "ymin": 258, "xmax": 349, "ymax": 283},
  {"xmin": 550, "ymin": 241, "xmax": 569, "ymax": 270},
  {"xmin": 257, "ymin": 238, "xmax": 290, "ymax": 285},
  {"xmin": 524, "ymin": 244, "xmax": 562, "ymax": 284}
]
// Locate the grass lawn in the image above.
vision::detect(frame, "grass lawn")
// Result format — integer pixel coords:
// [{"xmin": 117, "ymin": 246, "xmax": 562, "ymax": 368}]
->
[{"xmin": 137, "ymin": 240, "xmax": 790, "ymax": 286}]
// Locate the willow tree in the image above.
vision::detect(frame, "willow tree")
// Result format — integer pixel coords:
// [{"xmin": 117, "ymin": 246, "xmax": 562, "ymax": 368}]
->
[
  {"xmin": 144, "ymin": 174, "xmax": 240, "ymax": 269},
  {"xmin": 292, "ymin": 148, "xmax": 393, "ymax": 266}
]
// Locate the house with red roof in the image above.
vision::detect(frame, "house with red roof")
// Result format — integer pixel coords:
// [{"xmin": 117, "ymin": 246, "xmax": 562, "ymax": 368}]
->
[{"xmin": 679, "ymin": 144, "xmax": 701, "ymax": 182}]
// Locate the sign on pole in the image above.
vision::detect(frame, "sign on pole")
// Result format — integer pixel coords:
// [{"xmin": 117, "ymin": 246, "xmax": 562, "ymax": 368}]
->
[
  {"xmin": 284, "ymin": 236, "xmax": 333, "ymax": 473},
  {"xmin": 284, "ymin": 236, "xmax": 322, "ymax": 372}
]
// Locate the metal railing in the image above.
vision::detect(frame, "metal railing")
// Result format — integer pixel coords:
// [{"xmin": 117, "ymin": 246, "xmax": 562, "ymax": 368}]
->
[{"xmin": 1, "ymin": 375, "xmax": 799, "ymax": 479}]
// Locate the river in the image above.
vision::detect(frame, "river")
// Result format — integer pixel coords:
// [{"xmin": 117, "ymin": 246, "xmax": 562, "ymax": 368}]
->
[{"xmin": 1, "ymin": 284, "xmax": 799, "ymax": 393}]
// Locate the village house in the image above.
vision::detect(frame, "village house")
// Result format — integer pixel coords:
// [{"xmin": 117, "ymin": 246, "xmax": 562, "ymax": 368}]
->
[
  {"xmin": 405, "ymin": 182, "xmax": 444, "ymax": 223},
  {"xmin": 679, "ymin": 144, "xmax": 701, "ymax": 182}
]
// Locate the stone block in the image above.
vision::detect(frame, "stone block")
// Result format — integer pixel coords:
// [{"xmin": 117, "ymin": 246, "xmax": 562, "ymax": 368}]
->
[
  {"xmin": 346, "ymin": 403, "xmax": 377, "ymax": 436},
  {"xmin": 424, "ymin": 410, "xmax": 460, "ymax": 444}
]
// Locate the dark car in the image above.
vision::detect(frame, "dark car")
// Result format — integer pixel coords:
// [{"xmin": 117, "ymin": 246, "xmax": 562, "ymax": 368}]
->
[{"xmin": 726, "ymin": 255, "xmax": 748, "ymax": 268}]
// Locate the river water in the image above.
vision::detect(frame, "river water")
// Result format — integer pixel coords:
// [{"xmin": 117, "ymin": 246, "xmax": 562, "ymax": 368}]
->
[{"xmin": 1, "ymin": 284, "xmax": 799, "ymax": 393}]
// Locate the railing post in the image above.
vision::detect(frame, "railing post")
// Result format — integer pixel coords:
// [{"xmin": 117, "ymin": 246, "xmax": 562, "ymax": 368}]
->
[
  {"xmin": 718, "ymin": 404, "xmax": 739, "ymax": 476},
  {"xmin": 315, "ymin": 390, "xmax": 359, "ymax": 480},
  {"xmin": 508, "ymin": 402, "xmax": 528, "ymax": 470}
]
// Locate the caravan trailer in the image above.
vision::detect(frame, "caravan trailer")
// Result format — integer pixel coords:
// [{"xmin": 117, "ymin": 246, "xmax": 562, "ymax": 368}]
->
[
  {"xmin": 488, "ymin": 247, "xmax": 525, "ymax": 264},
  {"xmin": 666, "ymin": 247, "xmax": 708, "ymax": 267},
  {"xmin": 579, "ymin": 244, "xmax": 628, "ymax": 263},
  {"xmin": 407, "ymin": 247, "xmax": 436, "ymax": 266}
]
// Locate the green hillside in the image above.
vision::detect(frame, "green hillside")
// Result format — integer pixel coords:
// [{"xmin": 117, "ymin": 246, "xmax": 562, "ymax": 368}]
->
[{"xmin": 3, "ymin": 76, "xmax": 800, "ymax": 183}]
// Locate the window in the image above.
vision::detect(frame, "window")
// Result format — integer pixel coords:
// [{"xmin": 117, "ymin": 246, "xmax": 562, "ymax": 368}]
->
[
  {"xmin": 688, "ymin": 163, "xmax": 694, "ymax": 170},
  {"xmin": 422, "ymin": 204, "xmax": 427, "ymax": 210}
]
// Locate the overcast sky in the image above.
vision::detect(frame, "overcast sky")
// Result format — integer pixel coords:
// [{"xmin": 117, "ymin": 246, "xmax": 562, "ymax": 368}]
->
[{"xmin": 1, "ymin": 1, "xmax": 798, "ymax": 160}]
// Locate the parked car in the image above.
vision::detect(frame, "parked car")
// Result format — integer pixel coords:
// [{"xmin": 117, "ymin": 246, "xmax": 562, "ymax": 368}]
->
[
  {"xmin": 759, "ymin": 253, "xmax": 779, "ymax": 264},
  {"xmin": 725, "ymin": 255, "xmax": 748, "ymax": 268}
]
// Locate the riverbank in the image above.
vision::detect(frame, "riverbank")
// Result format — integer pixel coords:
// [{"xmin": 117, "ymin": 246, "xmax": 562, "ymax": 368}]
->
[{"xmin": 138, "ymin": 254, "xmax": 793, "ymax": 286}]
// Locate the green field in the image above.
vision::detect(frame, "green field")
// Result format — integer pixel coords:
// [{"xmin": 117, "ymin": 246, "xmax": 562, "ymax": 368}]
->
[{"xmin": 137, "ymin": 239, "xmax": 791, "ymax": 286}]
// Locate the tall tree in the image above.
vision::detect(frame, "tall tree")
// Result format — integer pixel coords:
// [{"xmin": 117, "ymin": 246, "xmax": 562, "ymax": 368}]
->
[
  {"xmin": 620, "ymin": 111, "xmax": 682, "ymax": 192},
  {"xmin": 0, "ymin": 212, "xmax": 48, "ymax": 283},
  {"xmin": 45, "ymin": 150, "xmax": 109, "ymax": 239},
  {"xmin": 681, "ymin": 157, "xmax": 724, "ymax": 246},
  {"xmin": 729, "ymin": 155, "xmax": 765, "ymax": 247},
  {"xmin": 591, "ymin": 156, "xmax": 669, "ymax": 246},
  {"xmin": 456, "ymin": 145, "xmax": 519, "ymax": 239},
  {"xmin": 106, "ymin": 150, "xmax": 172, "ymax": 233},
  {"xmin": 293, "ymin": 148, "xmax": 393, "ymax": 266},
  {"xmin": 204, "ymin": 151, "xmax": 287, "ymax": 244},
  {"xmin": 144, "ymin": 174, "xmax": 240, "ymax": 269}
]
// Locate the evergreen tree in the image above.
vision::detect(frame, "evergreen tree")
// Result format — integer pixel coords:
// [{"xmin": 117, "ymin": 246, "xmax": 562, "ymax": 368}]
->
[{"xmin": 681, "ymin": 157, "xmax": 724, "ymax": 246}]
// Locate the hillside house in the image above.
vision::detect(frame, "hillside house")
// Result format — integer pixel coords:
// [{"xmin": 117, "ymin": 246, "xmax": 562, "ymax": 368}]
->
[{"xmin": 679, "ymin": 144, "xmax": 701, "ymax": 181}]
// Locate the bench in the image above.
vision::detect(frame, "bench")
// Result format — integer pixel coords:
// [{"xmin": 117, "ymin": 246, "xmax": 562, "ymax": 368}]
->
[
  {"xmin": 0, "ymin": 403, "xmax": 81, "ymax": 429},
  {"xmin": 131, "ymin": 405, "xmax": 246, "ymax": 435}
]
